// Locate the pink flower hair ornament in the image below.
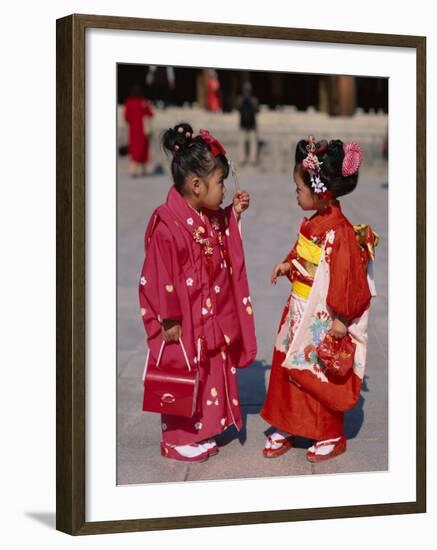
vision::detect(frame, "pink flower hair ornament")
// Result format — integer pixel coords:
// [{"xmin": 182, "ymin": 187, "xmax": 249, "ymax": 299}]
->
[{"xmin": 342, "ymin": 142, "xmax": 362, "ymax": 177}]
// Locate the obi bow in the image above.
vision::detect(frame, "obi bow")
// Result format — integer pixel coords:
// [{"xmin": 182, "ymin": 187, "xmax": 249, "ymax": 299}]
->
[{"xmin": 353, "ymin": 224, "xmax": 379, "ymax": 263}]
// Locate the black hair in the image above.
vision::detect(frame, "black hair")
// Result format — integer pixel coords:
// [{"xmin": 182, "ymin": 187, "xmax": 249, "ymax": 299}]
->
[
  {"xmin": 162, "ymin": 122, "xmax": 230, "ymax": 193},
  {"xmin": 294, "ymin": 138, "xmax": 359, "ymax": 198},
  {"xmin": 129, "ymin": 83, "xmax": 143, "ymax": 97}
]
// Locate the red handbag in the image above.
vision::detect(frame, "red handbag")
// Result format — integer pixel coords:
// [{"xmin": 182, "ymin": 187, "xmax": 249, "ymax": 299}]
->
[
  {"xmin": 316, "ymin": 333, "xmax": 356, "ymax": 377},
  {"xmin": 142, "ymin": 338, "xmax": 200, "ymax": 417}
]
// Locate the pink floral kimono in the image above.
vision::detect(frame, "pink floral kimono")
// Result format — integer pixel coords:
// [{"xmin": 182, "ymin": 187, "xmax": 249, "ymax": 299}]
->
[{"xmin": 139, "ymin": 186, "xmax": 257, "ymax": 446}]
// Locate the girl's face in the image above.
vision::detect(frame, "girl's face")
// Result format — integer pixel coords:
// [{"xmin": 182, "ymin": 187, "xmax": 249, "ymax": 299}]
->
[
  {"xmin": 294, "ymin": 165, "xmax": 321, "ymax": 211},
  {"xmin": 198, "ymin": 166, "xmax": 226, "ymax": 211}
]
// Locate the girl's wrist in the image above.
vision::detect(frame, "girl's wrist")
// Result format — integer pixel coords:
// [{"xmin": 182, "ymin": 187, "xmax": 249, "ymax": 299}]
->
[{"xmin": 335, "ymin": 314, "xmax": 349, "ymax": 326}]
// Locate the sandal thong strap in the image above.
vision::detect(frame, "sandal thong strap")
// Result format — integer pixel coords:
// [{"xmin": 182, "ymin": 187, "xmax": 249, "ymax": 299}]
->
[
  {"xmin": 314, "ymin": 437, "xmax": 342, "ymax": 448},
  {"xmin": 266, "ymin": 433, "xmax": 290, "ymax": 450}
]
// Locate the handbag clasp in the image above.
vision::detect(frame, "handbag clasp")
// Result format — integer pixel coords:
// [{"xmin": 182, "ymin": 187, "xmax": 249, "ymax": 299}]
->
[{"xmin": 161, "ymin": 393, "xmax": 176, "ymax": 404}]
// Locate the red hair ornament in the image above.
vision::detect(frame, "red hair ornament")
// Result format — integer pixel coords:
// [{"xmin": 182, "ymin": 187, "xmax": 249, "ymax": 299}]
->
[{"xmin": 199, "ymin": 128, "xmax": 226, "ymax": 157}]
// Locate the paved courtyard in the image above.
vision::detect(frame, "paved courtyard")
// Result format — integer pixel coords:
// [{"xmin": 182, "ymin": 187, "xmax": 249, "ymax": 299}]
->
[{"xmin": 116, "ymin": 157, "xmax": 388, "ymax": 485}]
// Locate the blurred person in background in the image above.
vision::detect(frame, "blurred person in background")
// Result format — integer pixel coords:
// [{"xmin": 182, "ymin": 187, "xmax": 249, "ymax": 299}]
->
[
  {"xmin": 237, "ymin": 81, "xmax": 259, "ymax": 166},
  {"xmin": 123, "ymin": 84, "xmax": 154, "ymax": 177},
  {"xmin": 205, "ymin": 69, "xmax": 222, "ymax": 112},
  {"xmin": 145, "ymin": 65, "xmax": 175, "ymax": 109}
]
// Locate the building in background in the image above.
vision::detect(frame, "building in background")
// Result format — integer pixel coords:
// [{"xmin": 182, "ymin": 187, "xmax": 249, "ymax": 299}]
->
[{"xmin": 117, "ymin": 64, "xmax": 388, "ymax": 115}]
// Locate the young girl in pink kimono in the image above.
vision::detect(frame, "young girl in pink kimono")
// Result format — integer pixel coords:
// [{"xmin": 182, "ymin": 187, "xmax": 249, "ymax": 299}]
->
[{"xmin": 139, "ymin": 122, "xmax": 257, "ymax": 462}]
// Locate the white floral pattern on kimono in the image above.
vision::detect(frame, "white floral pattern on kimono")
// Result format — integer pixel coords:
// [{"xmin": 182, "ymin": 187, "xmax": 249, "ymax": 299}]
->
[{"xmin": 282, "ymin": 231, "xmax": 369, "ymax": 389}]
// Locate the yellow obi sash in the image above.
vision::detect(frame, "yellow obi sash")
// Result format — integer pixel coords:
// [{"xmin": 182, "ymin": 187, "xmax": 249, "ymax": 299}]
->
[
  {"xmin": 296, "ymin": 233, "xmax": 323, "ymax": 264},
  {"xmin": 292, "ymin": 233, "xmax": 323, "ymax": 300}
]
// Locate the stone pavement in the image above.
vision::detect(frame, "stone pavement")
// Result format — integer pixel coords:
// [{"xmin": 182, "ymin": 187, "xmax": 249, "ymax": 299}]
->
[{"xmin": 116, "ymin": 157, "xmax": 388, "ymax": 485}]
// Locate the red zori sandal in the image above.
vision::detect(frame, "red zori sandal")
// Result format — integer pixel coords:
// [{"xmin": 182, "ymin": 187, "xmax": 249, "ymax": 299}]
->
[
  {"xmin": 306, "ymin": 436, "xmax": 347, "ymax": 463},
  {"xmin": 263, "ymin": 433, "xmax": 294, "ymax": 458},
  {"xmin": 160, "ymin": 442, "xmax": 209, "ymax": 462}
]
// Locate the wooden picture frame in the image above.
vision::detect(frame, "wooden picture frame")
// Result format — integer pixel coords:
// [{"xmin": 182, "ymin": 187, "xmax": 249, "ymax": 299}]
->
[{"xmin": 56, "ymin": 13, "xmax": 426, "ymax": 535}]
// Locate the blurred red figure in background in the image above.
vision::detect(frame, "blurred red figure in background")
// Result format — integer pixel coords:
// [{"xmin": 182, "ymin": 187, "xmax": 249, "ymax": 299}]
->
[
  {"xmin": 205, "ymin": 69, "xmax": 222, "ymax": 112},
  {"xmin": 124, "ymin": 84, "xmax": 154, "ymax": 177}
]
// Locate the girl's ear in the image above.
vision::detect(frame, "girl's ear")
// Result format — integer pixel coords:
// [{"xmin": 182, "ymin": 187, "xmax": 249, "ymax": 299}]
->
[{"xmin": 189, "ymin": 175, "xmax": 202, "ymax": 197}]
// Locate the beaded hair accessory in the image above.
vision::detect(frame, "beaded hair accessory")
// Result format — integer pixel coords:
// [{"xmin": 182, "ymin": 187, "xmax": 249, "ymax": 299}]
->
[{"xmin": 172, "ymin": 125, "xmax": 193, "ymax": 153}]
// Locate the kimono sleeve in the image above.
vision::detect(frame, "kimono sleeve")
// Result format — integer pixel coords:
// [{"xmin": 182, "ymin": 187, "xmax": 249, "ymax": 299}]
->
[
  {"xmin": 327, "ymin": 224, "xmax": 371, "ymax": 322},
  {"xmin": 282, "ymin": 244, "xmax": 298, "ymax": 283},
  {"xmin": 141, "ymin": 224, "xmax": 183, "ymax": 322}
]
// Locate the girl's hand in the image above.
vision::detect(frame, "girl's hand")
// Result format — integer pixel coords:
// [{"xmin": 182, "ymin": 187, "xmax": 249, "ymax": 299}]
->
[
  {"xmin": 233, "ymin": 190, "xmax": 250, "ymax": 219},
  {"xmin": 329, "ymin": 316, "xmax": 348, "ymax": 339},
  {"xmin": 162, "ymin": 319, "xmax": 182, "ymax": 343},
  {"xmin": 271, "ymin": 262, "xmax": 291, "ymax": 285}
]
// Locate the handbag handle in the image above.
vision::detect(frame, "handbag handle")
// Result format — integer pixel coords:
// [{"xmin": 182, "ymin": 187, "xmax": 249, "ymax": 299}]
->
[
  {"xmin": 156, "ymin": 338, "xmax": 191, "ymax": 371},
  {"xmin": 142, "ymin": 338, "xmax": 191, "ymax": 382}
]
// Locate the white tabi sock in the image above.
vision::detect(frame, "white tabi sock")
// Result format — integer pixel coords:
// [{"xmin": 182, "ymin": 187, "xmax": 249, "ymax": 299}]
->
[
  {"xmin": 308, "ymin": 436, "xmax": 342, "ymax": 455},
  {"xmin": 198, "ymin": 438, "xmax": 217, "ymax": 451},
  {"xmin": 173, "ymin": 444, "xmax": 207, "ymax": 458},
  {"xmin": 264, "ymin": 430, "xmax": 291, "ymax": 450}
]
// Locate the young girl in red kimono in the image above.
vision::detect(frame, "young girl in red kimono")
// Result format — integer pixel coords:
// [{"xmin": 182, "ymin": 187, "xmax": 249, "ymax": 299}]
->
[
  {"xmin": 139, "ymin": 122, "xmax": 257, "ymax": 462},
  {"xmin": 260, "ymin": 136, "xmax": 378, "ymax": 462},
  {"xmin": 124, "ymin": 84, "xmax": 154, "ymax": 177}
]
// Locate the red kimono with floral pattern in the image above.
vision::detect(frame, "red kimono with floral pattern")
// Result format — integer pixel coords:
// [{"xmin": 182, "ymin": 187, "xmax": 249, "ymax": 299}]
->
[
  {"xmin": 139, "ymin": 186, "xmax": 257, "ymax": 446},
  {"xmin": 260, "ymin": 202, "xmax": 372, "ymax": 440}
]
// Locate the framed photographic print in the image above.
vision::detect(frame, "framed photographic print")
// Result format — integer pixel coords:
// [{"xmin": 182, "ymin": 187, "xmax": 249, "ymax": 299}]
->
[{"xmin": 56, "ymin": 13, "xmax": 426, "ymax": 535}]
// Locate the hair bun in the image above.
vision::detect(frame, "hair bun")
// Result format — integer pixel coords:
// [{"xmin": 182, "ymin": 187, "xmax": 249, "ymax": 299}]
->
[
  {"xmin": 162, "ymin": 122, "xmax": 194, "ymax": 156},
  {"xmin": 328, "ymin": 139, "xmax": 344, "ymax": 155},
  {"xmin": 324, "ymin": 139, "xmax": 345, "ymax": 174}
]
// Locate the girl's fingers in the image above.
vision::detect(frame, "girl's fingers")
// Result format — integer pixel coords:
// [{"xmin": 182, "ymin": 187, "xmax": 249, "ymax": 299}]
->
[
  {"xmin": 235, "ymin": 190, "xmax": 249, "ymax": 200},
  {"xmin": 271, "ymin": 266, "xmax": 279, "ymax": 284},
  {"xmin": 163, "ymin": 328, "xmax": 181, "ymax": 342}
]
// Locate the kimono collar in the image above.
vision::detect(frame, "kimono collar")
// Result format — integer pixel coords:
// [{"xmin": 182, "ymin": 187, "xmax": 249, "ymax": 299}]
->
[
  {"xmin": 166, "ymin": 185, "xmax": 205, "ymax": 229},
  {"xmin": 301, "ymin": 201, "xmax": 346, "ymax": 240},
  {"xmin": 164, "ymin": 186, "xmax": 215, "ymax": 256}
]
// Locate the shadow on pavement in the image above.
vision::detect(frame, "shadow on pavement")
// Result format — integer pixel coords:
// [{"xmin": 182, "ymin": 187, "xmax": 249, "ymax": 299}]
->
[
  {"xmin": 344, "ymin": 374, "xmax": 369, "ymax": 439},
  {"xmin": 216, "ymin": 359, "xmax": 269, "ymax": 447},
  {"xmin": 218, "ymin": 361, "xmax": 370, "ymax": 446}
]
